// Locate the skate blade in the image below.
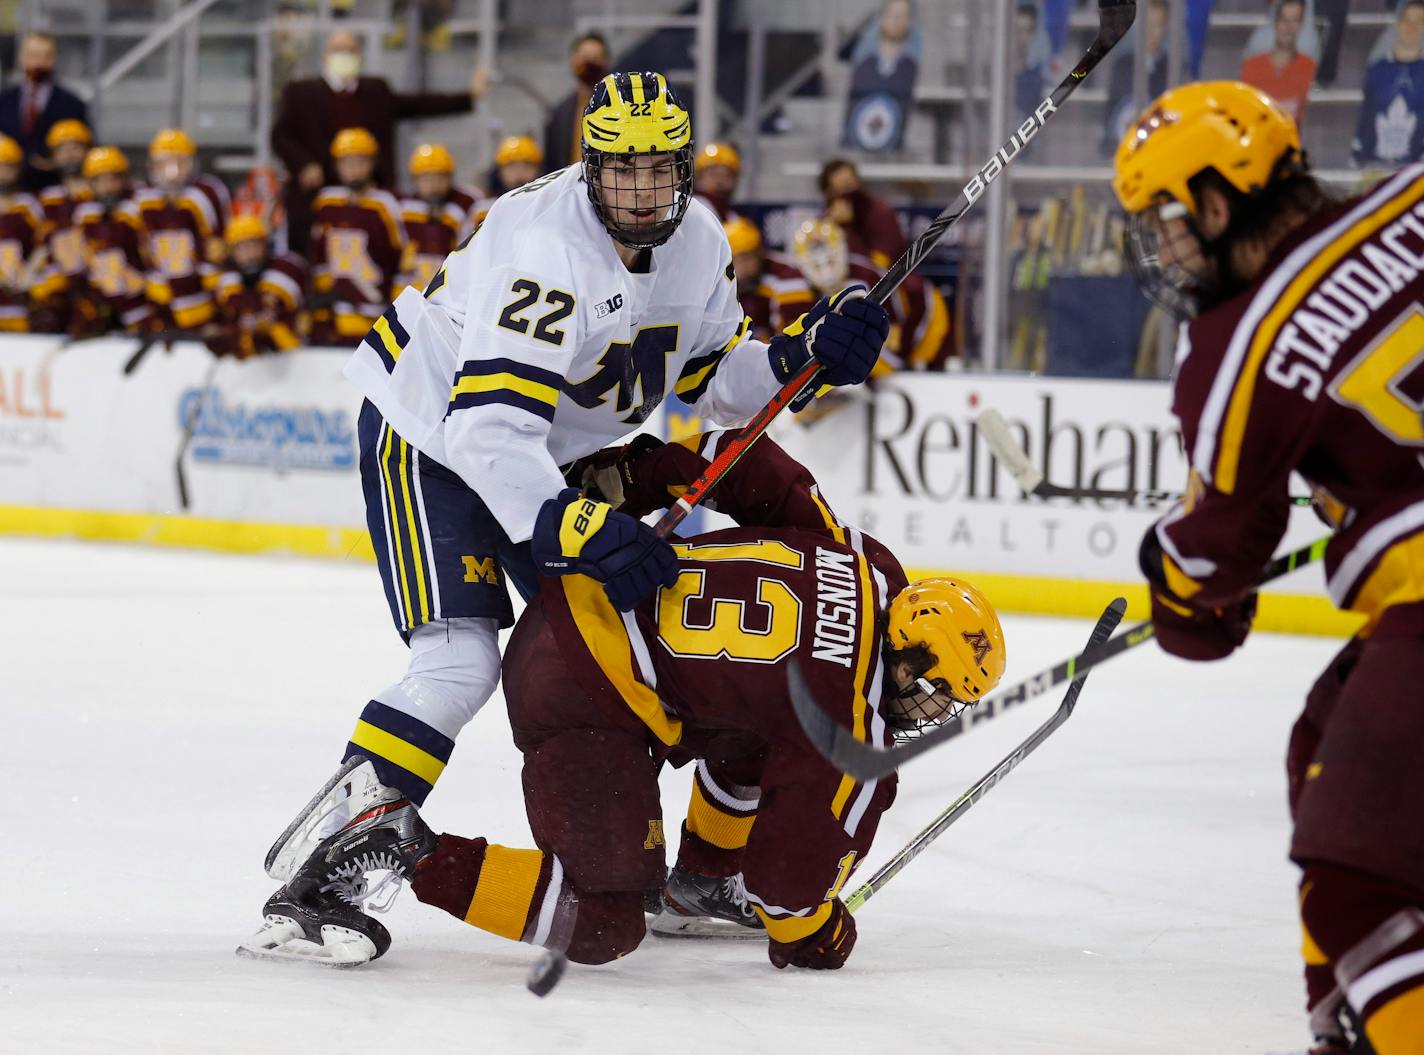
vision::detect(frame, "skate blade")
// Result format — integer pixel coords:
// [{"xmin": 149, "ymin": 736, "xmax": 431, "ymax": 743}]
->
[
  {"xmin": 235, "ymin": 917, "xmax": 379, "ymax": 968},
  {"xmin": 649, "ymin": 912, "xmax": 766, "ymax": 941}
]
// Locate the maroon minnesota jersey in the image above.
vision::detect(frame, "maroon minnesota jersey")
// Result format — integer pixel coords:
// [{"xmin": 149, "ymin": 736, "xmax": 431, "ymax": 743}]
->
[
  {"xmin": 739, "ymin": 252, "xmax": 814, "ymax": 341},
  {"xmin": 207, "ymin": 250, "xmax": 309, "ymax": 357},
  {"xmin": 397, "ymin": 187, "xmax": 475, "ymax": 295},
  {"xmin": 1156, "ymin": 164, "xmax": 1424, "ymax": 630},
  {"xmin": 74, "ymin": 198, "xmax": 151, "ymax": 332},
  {"xmin": 309, "ymin": 185, "xmax": 404, "ymax": 344},
  {"xmin": 0, "ymin": 191, "xmax": 42, "ymax": 331},
  {"xmin": 134, "ymin": 181, "xmax": 228, "ymax": 329},
  {"xmin": 534, "ymin": 433, "xmax": 909, "ymax": 927}
]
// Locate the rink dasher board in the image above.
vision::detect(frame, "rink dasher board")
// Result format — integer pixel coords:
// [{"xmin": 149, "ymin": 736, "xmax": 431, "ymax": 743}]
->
[{"xmin": 0, "ymin": 335, "xmax": 1357, "ymax": 636}]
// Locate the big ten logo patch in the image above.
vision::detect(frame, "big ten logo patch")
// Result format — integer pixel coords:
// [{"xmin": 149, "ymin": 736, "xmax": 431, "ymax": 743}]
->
[
  {"xmin": 643, "ymin": 820, "xmax": 665, "ymax": 850},
  {"xmin": 461, "ymin": 555, "xmax": 498, "ymax": 584}
]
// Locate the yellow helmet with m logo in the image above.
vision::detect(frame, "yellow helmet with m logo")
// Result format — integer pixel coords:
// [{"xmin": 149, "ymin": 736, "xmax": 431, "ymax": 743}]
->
[{"xmin": 581, "ymin": 71, "xmax": 694, "ymax": 249}]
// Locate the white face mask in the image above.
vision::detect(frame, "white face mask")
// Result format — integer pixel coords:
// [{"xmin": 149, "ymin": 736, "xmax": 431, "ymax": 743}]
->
[{"xmin": 324, "ymin": 51, "xmax": 361, "ymax": 83}]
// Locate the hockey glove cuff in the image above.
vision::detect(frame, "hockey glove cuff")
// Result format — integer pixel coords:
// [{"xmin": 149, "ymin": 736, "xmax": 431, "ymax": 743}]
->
[
  {"xmin": 767, "ymin": 899, "xmax": 857, "ymax": 970},
  {"xmin": 531, "ymin": 488, "xmax": 680, "ymax": 611},
  {"xmin": 1140, "ymin": 527, "xmax": 1256, "ymax": 661}
]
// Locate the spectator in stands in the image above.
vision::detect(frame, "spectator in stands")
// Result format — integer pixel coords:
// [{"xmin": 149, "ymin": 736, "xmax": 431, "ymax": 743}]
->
[
  {"xmin": 1240, "ymin": 0, "xmax": 1317, "ymax": 125},
  {"xmin": 135, "ymin": 129, "xmax": 231, "ymax": 334},
  {"xmin": 0, "ymin": 134, "xmax": 41, "ymax": 332},
  {"xmin": 30, "ymin": 119, "xmax": 90, "ymax": 333},
  {"xmin": 723, "ymin": 215, "xmax": 814, "ymax": 342},
  {"xmin": 0, "ymin": 32, "xmax": 88, "ymax": 193},
  {"xmin": 72, "ymin": 147, "xmax": 150, "ymax": 337},
  {"xmin": 399, "ymin": 142, "xmax": 476, "ymax": 295},
  {"xmin": 207, "ymin": 214, "xmax": 308, "ymax": 358},
  {"xmin": 842, "ymin": 0, "xmax": 921, "ymax": 153},
  {"xmin": 485, "ymin": 135, "xmax": 542, "ymax": 197},
  {"xmin": 308, "ymin": 128, "xmax": 404, "ymax": 346},
  {"xmin": 1316, "ymin": 0, "xmax": 1352, "ymax": 86},
  {"xmin": 1014, "ymin": 3, "xmax": 1050, "ymax": 120},
  {"xmin": 1353, "ymin": 0, "xmax": 1424, "ymax": 165},
  {"xmin": 1101, "ymin": 0, "xmax": 1169, "ymax": 155},
  {"xmin": 542, "ymin": 32, "xmax": 612, "ymax": 172},
  {"xmin": 693, "ymin": 142, "xmax": 741, "ymax": 222},
  {"xmin": 793, "ymin": 217, "xmax": 951, "ymax": 371},
  {"xmin": 271, "ymin": 28, "xmax": 488, "ymax": 255}
]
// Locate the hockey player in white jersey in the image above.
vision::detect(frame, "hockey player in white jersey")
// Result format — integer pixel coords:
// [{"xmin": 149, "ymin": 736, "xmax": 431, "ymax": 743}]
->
[{"xmin": 239, "ymin": 71, "xmax": 889, "ymax": 965}]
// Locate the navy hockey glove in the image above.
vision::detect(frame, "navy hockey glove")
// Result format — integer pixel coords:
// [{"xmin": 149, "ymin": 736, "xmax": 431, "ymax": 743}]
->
[
  {"xmin": 767, "ymin": 899, "xmax": 857, "ymax": 970},
  {"xmin": 1140, "ymin": 527, "xmax": 1256, "ymax": 661},
  {"xmin": 531, "ymin": 488, "xmax": 679, "ymax": 611},
  {"xmin": 768, "ymin": 285, "xmax": 889, "ymax": 401}
]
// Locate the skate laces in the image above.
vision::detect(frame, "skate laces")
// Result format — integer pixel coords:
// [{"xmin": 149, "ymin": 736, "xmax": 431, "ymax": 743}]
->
[
  {"xmin": 320, "ymin": 851, "xmax": 409, "ymax": 914},
  {"xmin": 721, "ymin": 874, "xmax": 754, "ymax": 918}
]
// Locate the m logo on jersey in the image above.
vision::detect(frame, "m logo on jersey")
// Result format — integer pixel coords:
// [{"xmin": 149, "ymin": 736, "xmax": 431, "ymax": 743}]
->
[
  {"xmin": 594, "ymin": 292, "xmax": 623, "ymax": 319},
  {"xmin": 962, "ymin": 629, "xmax": 992, "ymax": 665},
  {"xmin": 564, "ymin": 324, "xmax": 680, "ymax": 423}
]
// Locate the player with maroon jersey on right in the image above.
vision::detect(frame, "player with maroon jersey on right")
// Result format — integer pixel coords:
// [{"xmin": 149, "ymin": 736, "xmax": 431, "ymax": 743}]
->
[
  {"xmin": 724, "ymin": 215, "xmax": 814, "ymax": 342},
  {"xmin": 260, "ymin": 433, "xmax": 1006, "ymax": 970},
  {"xmin": 309, "ymin": 127, "xmax": 404, "ymax": 346},
  {"xmin": 1115, "ymin": 81, "xmax": 1424, "ymax": 1055},
  {"xmin": 397, "ymin": 143, "xmax": 475, "ymax": 296}
]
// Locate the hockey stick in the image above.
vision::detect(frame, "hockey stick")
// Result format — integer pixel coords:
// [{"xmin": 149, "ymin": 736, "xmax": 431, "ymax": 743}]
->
[
  {"xmin": 121, "ymin": 329, "xmax": 183, "ymax": 376},
  {"xmin": 651, "ymin": 0, "xmax": 1138, "ymax": 540},
  {"xmin": 792, "ymin": 535, "xmax": 1329, "ymax": 782},
  {"xmin": 976, "ymin": 408, "xmax": 1314, "ymax": 506},
  {"xmin": 175, "ymin": 354, "xmax": 221, "ymax": 510},
  {"xmin": 843, "ymin": 598, "xmax": 1125, "ymax": 914}
]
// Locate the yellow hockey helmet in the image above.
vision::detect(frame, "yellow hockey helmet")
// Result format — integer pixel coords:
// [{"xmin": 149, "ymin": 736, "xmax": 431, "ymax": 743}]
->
[
  {"xmin": 494, "ymin": 135, "xmax": 542, "ymax": 168},
  {"xmin": 723, "ymin": 215, "xmax": 761, "ymax": 256},
  {"xmin": 791, "ymin": 217, "xmax": 849, "ymax": 292},
  {"xmin": 46, "ymin": 119, "xmax": 93, "ymax": 150},
  {"xmin": 695, "ymin": 141, "xmax": 741, "ymax": 175},
  {"xmin": 1113, "ymin": 80, "xmax": 1301, "ymax": 218},
  {"xmin": 409, "ymin": 142, "xmax": 456, "ymax": 175},
  {"xmin": 225, "ymin": 214, "xmax": 269, "ymax": 244},
  {"xmin": 149, "ymin": 128, "xmax": 197, "ymax": 157},
  {"xmin": 886, "ymin": 577, "xmax": 1006, "ymax": 705},
  {"xmin": 82, "ymin": 146, "xmax": 130, "ymax": 179},
  {"xmin": 581, "ymin": 71, "xmax": 694, "ymax": 249},
  {"xmin": 0, "ymin": 135, "xmax": 21, "ymax": 166},
  {"xmin": 331, "ymin": 127, "xmax": 379, "ymax": 159}
]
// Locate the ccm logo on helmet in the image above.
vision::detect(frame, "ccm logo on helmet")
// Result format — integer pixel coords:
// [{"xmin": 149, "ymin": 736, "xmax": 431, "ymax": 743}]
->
[{"xmin": 964, "ymin": 98, "xmax": 1057, "ymax": 206}]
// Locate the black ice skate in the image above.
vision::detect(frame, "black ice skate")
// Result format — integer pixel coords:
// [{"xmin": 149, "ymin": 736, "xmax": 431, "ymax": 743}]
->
[
  {"xmin": 237, "ymin": 794, "xmax": 437, "ymax": 966},
  {"xmin": 651, "ymin": 865, "xmax": 766, "ymax": 940}
]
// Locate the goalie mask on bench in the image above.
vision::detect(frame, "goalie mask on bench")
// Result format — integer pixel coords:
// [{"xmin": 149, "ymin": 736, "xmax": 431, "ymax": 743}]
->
[{"xmin": 581, "ymin": 71, "xmax": 694, "ymax": 250}]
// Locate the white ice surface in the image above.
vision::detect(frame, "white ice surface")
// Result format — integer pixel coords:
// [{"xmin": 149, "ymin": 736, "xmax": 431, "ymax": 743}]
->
[{"xmin": 1, "ymin": 538, "xmax": 1341, "ymax": 1054}]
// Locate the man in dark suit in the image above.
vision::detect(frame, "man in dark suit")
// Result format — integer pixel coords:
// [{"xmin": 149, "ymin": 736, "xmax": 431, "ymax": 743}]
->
[
  {"xmin": 0, "ymin": 32, "xmax": 90, "ymax": 193},
  {"xmin": 271, "ymin": 29, "xmax": 489, "ymax": 254},
  {"xmin": 541, "ymin": 32, "xmax": 611, "ymax": 173}
]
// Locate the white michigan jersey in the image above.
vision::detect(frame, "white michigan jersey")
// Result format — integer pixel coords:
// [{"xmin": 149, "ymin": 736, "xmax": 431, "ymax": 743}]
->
[{"xmin": 343, "ymin": 164, "xmax": 781, "ymax": 542}]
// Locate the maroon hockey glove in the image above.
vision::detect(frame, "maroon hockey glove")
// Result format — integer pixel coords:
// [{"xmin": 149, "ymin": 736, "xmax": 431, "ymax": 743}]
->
[
  {"xmin": 767, "ymin": 900, "xmax": 857, "ymax": 970},
  {"xmin": 1140, "ymin": 528, "xmax": 1256, "ymax": 661}
]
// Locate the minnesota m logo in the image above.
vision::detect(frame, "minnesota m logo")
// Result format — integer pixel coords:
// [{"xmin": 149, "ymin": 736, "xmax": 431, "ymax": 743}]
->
[
  {"xmin": 962, "ymin": 629, "xmax": 992, "ymax": 665},
  {"xmin": 461, "ymin": 556, "xmax": 498, "ymax": 584},
  {"xmin": 643, "ymin": 820, "xmax": 665, "ymax": 850}
]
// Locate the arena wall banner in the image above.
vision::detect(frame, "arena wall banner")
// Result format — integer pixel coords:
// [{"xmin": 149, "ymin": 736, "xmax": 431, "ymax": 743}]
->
[{"xmin": 0, "ymin": 336, "xmax": 1359, "ymax": 635}]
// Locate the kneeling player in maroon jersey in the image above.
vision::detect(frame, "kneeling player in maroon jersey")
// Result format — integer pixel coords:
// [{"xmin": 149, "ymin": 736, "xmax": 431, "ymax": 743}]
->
[
  {"xmin": 1115, "ymin": 81, "xmax": 1424, "ymax": 1054},
  {"xmin": 260, "ymin": 434, "xmax": 1005, "ymax": 970}
]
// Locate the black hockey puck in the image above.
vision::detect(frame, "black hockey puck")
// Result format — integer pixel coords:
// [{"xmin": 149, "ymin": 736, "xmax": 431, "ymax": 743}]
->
[{"xmin": 526, "ymin": 951, "xmax": 567, "ymax": 997}]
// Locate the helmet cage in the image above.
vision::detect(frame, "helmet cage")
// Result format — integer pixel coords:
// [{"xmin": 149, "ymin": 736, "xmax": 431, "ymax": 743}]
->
[
  {"xmin": 1125, "ymin": 198, "xmax": 1212, "ymax": 323},
  {"xmin": 886, "ymin": 673, "xmax": 970, "ymax": 744},
  {"xmin": 584, "ymin": 146, "xmax": 693, "ymax": 250}
]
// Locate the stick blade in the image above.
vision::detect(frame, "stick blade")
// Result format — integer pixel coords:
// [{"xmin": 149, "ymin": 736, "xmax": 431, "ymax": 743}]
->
[
  {"xmin": 1062, "ymin": 597, "xmax": 1127, "ymax": 715},
  {"xmin": 975, "ymin": 409, "xmax": 1043, "ymax": 494}
]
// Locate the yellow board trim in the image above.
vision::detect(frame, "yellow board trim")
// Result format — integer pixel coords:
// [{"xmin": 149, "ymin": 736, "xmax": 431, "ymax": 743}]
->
[
  {"xmin": 0, "ymin": 505, "xmax": 1364, "ymax": 637},
  {"xmin": 450, "ymin": 371, "xmax": 560, "ymax": 409},
  {"xmin": 349, "ymin": 719, "xmax": 447, "ymax": 786},
  {"xmin": 1215, "ymin": 174, "xmax": 1424, "ymax": 494},
  {"xmin": 560, "ymin": 574, "xmax": 683, "ymax": 746},
  {"xmin": 464, "ymin": 844, "xmax": 544, "ymax": 942},
  {"xmin": 686, "ymin": 782, "xmax": 755, "ymax": 850}
]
